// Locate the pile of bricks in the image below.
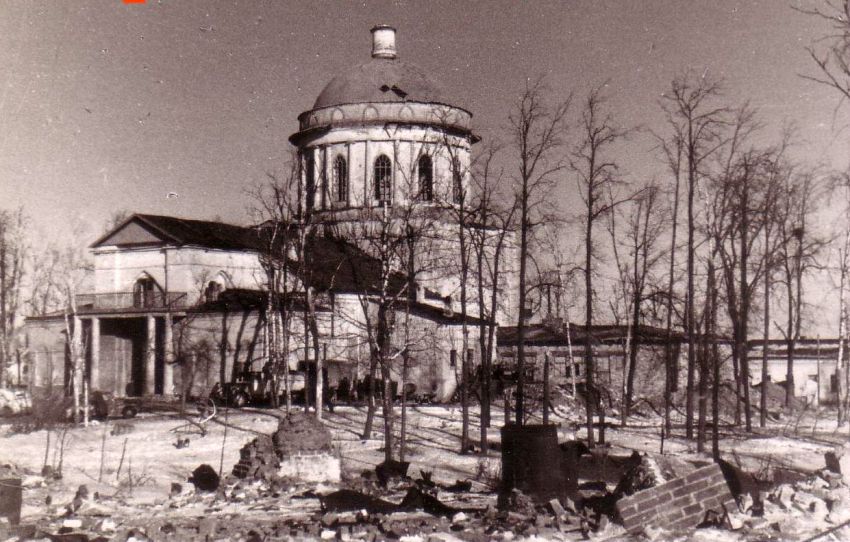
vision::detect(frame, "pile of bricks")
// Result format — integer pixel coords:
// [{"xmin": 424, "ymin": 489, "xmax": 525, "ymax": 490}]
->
[
  {"xmin": 615, "ymin": 463, "xmax": 735, "ymax": 535},
  {"xmin": 231, "ymin": 435, "xmax": 279, "ymax": 480}
]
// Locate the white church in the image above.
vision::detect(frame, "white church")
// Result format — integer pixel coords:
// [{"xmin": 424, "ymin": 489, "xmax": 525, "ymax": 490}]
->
[{"xmin": 24, "ymin": 26, "xmax": 518, "ymax": 403}]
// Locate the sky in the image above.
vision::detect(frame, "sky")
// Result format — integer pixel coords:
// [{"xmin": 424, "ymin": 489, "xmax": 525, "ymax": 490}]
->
[{"xmin": 1, "ymin": 0, "xmax": 848, "ymax": 328}]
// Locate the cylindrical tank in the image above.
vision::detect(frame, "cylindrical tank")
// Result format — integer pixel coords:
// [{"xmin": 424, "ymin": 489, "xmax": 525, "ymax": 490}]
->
[
  {"xmin": 500, "ymin": 423, "xmax": 565, "ymax": 503},
  {"xmin": 0, "ymin": 478, "xmax": 22, "ymax": 525}
]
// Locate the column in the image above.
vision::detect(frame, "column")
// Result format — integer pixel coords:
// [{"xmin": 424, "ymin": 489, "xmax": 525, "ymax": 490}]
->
[
  {"xmin": 72, "ymin": 314, "xmax": 83, "ymax": 398},
  {"xmin": 90, "ymin": 317, "xmax": 100, "ymax": 391},
  {"xmin": 163, "ymin": 313, "xmax": 174, "ymax": 396},
  {"xmin": 145, "ymin": 315, "xmax": 156, "ymax": 396}
]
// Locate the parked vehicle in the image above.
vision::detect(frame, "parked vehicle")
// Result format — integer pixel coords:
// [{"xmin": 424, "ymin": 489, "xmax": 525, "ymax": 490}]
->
[
  {"xmin": 211, "ymin": 366, "xmax": 306, "ymax": 408},
  {"xmin": 88, "ymin": 391, "xmax": 145, "ymax": 419},
  {"xmin": 0, "ymin": 387, "xmax": 32, "ymax": 417}
]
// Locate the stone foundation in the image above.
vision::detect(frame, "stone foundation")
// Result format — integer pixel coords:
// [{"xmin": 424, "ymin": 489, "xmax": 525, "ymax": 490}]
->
[{"xmin": 278, "ymin": 452, "xmax": 341, "ymax": 483}]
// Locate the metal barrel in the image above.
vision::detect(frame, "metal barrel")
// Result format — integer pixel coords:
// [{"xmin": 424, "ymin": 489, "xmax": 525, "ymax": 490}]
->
[
  {"xmin": 500, "ymin": 424, "xmax": 565, "ymax": 503},
  {"xmin": 0, "ymin": 478, "xmax": 22, "ymax": 525}
]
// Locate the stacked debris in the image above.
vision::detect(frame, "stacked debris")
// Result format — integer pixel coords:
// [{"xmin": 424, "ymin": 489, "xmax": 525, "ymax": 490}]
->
[
  {"xmin": 232, "ymin": 412, "xmax": 340, "ymax": 485},
  {"xmin": 232, "ymin": 435, "xmax": 279, "ymax": 480}
]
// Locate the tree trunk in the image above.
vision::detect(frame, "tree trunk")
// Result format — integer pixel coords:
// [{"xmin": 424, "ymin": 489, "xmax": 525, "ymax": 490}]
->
[
  {"xmin": 697, "ymin": 307, "xmax": 709, "ymax": 453},
  {"xmin": 685, "ymin": 136, "xmax": 696, "ymax": 440},
  {"xmin": 307, "ymin": 289, "xmax": 322, "ymax": 420},
  {"xmin": 477, "ymin": 241, "xmax": 490, "ymax": 454},
  {"xmin": 543, "ymin": 351, "xmax": 550, "ymax": 425},
  {"xmin": 459, "ymin": 213, "xmax": 470, "ymax": 453},
  {"xmin": 361, "ymin": 352, "xmax": 378, "ymax": 440},
  {"xmin": 381, "ymin": 360, "xmax": 394, "ymax": 463},
  {"xmin": 516, "ymin": 186, "xmax": 529, "ymax": 426},
  {"xmin": 378, "ymin": 304, "xmax": 393, "ymax": 462},
  {"xmin": 709, "ymin": 256, "xmax": 720, "ymax": 460},
  {"xmin": 585, "ymin": 188, "xmax": 596, "ymax": 446},
  {"xmin": 761, "ymin": 254, "xmax": 770, "ymax": 428},
  {"xmin": 400, "ymin": 350, "xmax": 409, "ymax": 462},
  {"xmin": 785, "ymin": 291, "xmax": 795, "ymax": 407},
  {"xmin": 739, "ymin": 179, "xmax": 752, "ymax": 432},
  {"xmin": 625, "ymin": 291, "xmax": 640, "ymax": 422},
  {"xmin": 838, "ymin": 242, "xmax": 848, "ymax": 425},
  {"xmin": 0, "ymin": 227, "xmax": 6, "ymax": 389},
  {"xmin": 663, "ymin": 166, "xmax": 681, "ymax": 439}
]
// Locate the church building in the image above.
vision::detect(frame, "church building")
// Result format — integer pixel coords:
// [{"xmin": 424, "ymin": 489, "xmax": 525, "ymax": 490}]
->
[{"xmin": 24, "ymin": 27, "xmax": 517, "ymax": 404}]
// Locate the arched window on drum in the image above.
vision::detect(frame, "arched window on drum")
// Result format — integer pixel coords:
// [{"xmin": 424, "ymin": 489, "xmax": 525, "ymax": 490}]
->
[
  {"xmin": 418, "ymin": 155, "xmax": 433, "ymax": 201},
  {"xmin": 374, "ymin": 154, "xmax": 392, "ymax": 204},
  {"xmin": 333, "ymin": 155, "xmax": 348, "ymax": 203}
]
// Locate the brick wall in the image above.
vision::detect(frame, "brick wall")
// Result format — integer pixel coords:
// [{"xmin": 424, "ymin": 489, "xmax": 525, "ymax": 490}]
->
[{"xmin": 615, "ymin": 464, "xmax": 735, "ymax": 535}]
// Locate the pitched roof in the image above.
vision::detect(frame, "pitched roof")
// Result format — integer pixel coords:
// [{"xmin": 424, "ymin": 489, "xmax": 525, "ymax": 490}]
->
[
  {"xmin": 91, "ymin": 214, "xmax": 263, "ymax": 251},
  {"xmin": 298, "ymin": 234, "xmax": 409, "ymax": 296},
  {"xmin": 91, "ymin": 214, "xmax": 418, "ymax": 299}
]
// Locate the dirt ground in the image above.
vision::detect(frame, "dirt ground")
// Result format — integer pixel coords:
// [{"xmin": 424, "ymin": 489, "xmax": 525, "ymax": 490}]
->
[{"xmin": 1, "ymin": 402, "xmax": 850, "ymax": 541}]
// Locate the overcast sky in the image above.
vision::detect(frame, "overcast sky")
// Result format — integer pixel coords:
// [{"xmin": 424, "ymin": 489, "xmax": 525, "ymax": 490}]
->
[{"xmin": 1, "ymin": 0, "xmax": 847, "ymax": 242}]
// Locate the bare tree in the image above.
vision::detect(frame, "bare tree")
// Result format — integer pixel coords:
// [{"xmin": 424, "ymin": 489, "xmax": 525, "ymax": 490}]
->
[
  {"xmin": 797, "ymin": 1, "xmax": 850, "ymax": 112},
  {"xmin": 660, "ymin": 72, "xmax": 727, "ymax": 439},
  {"xmin": 329, "ymin": 151, "xmax": 441, "ymax": 461},
  {"xmin": 507, "ymin": 79, "xmax": 571, "ymax": 426},
  {"xmin": 470, "ymin": 143, "xmax": 518, "ymax": 452},
  {"xmin": 758, "ymin": 149, "xmax": 786, "ymax": 428},
  {"xmin": 607, "ymin": 183, "xmax": 666, "ymax": 422},
  {"xmin": 714, "ymin": 115, "xmax": 765, "ymax": 433},
  {"xmin": 654, "ymin": 117, "xmax": 685, "ymax": 438},
  {"xmin": 0, "ymin": 208, "xmax": 28, "ymax": 388},
  {"xmin": 248, "ymin": 165, "xmax": 300, "ymax": 413},
  {"xmin": 34, "ymin": 221, "xmax": 93, "ymax": 423},
  {"xmin": 835, "ymin": 214, "xmax": 850, "ymax": 424},
  {"xmin": 775, "ymin": 166, "xmax": 826, "ymax": 408},
  {"xmin": 571, "ymin": 85, "xmax": 633, "ymax": 445}
]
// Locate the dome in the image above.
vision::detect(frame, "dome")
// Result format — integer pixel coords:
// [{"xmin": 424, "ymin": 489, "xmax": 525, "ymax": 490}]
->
[
  {"xmin": 291, "ymin": 26, "xmax": 476, "ymax": 146},
  {"xmin": 312, "ymin": 57, "xmax": 447, "ymax": 110}
]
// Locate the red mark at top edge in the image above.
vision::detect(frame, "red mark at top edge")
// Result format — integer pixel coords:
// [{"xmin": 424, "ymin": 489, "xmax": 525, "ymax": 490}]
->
[{"xmin": 124, "ymin": 0, "xmax": 146, "ymax": 4}]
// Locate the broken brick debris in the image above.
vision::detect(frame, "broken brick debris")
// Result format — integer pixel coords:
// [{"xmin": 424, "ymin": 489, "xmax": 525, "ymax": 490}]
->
[
  {"xmin": 319, "ymin": 489, "xmax": 399, "ymax": 515},
  {"xmin": 717, "ymin": 457, "xmax": 762, "ymax": 506},
  {"xmin": 376, "ymin": 459, "xmax": 410, "ymax": 487},
  {"xmin": 233, "ymin": 412, "xmax": 340, "ymax": 483},
  {"xmin": 232, "ymin": 435, "xmax": 279, "ymax": 480},
  {"xmin": 615, "ymin": 463, "xmax": 735, "ymax": 535},
  {"xmin": 319, "ymin": 486, "xmax": 459, "ymax": 518}
]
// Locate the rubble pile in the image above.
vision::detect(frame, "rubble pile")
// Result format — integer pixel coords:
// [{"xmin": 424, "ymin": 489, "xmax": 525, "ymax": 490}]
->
[
  {"xmin": 233, "ymin": 412, "xmax": 339, "ymax": 484},
  {"xmin": 231, "ymin": 434, "xmax": 279, "ymax": 480},
  {"xmin": 272, "ymin": 411, "xmax": 334, "ymax": 456},
  {"xmin": 615, "ymin": 463, "xmax": 736, "ymax": 535}
]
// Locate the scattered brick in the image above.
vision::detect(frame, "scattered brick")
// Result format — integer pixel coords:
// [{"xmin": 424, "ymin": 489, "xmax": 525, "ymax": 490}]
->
[{"xmin": 615, "ymin": 464, "xmax": 735, "ymax": 535}]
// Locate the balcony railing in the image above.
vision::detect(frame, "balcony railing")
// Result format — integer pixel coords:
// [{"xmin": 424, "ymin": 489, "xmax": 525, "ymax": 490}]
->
[{"xmin": 76, "ymin": 291, "xmax": 188, "ymax": 311}]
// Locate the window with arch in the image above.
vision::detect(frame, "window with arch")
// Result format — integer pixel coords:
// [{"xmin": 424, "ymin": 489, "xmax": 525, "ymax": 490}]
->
[
  {"xmin": 304, "ymin": 153, "xmax": 316, "ymax": 210},
  {"xmin": 333, "ymin": 155, "xmax": 348, "ymax": 203},
  {"xmin": 204, "ymin": 281, "xmax": 223, "ymax": 303},
  {"xmin": 133, "ymin": 276, "xmax": 160, "ymax": 308},
  {"xmin": 418, "ymin": 155, "xmax": 433, "ymax": 201},
  {"xmin": 451, "ymin": 157, "xmax": 463, "ymax": 204},
  {"xmin": 374, "ymin": 154, "xmax": 392, "ymax": 204}
]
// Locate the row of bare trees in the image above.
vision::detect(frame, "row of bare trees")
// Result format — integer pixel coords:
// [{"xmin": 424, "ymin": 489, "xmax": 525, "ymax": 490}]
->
[{"xmin": 499, "ymin": 56, "xmax": 849, "ymax": 452}]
